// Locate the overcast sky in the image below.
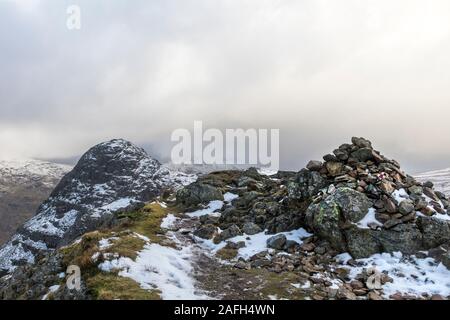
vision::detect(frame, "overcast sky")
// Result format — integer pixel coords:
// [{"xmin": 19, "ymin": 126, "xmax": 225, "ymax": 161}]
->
[{"xmin": 1, "ymin": 0, "xmax": 450, "ymax": 173}]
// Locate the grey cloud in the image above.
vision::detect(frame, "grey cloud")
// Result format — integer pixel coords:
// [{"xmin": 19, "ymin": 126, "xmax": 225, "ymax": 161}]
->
[{"xmin": 1, "ymin": 0, "xmax": 450, "ymax": 173}]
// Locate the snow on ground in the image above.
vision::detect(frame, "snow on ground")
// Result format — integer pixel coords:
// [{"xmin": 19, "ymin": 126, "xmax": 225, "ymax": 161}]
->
[
  {"xmin": 197, "ymin": 228, "xmax": 312, "ymax": 260},
  {"xmin": 187, "ymin": 200, "xmax": 224, "ymax": 218},
  {"xmin": 98, "ymin": 233, "xmax": 208, "ymax": 300},
  {"xmin": 338, "ymin": 252, "xmax": 450, "ymax": 298},
  {"xmin": 356, "ymin": 208, "xmax": 382, "ymax": 229},
  {"xmin": 223, "ymin": 192, "xmax": 239, "ymax": 202},
  {"xmin": 98, "ymin": 237, "xmax": 119, "ymax": 250},
  {"xmin": 42, "ymin": 285, "xmax": 61, "ymax": 300},
  {"xmin": 186, "ymin": 193, "xmax": 239, "ymax": 218},
  {"xmin": 160, "ymin": 214, "xmax": 178, "ymax": 229},
  {"xmin": 257, "ymin": 168, "xmax": 279, "ymax": 176},
  {"xmin": 101, "ymin": 198, "xmax": 135, "ymax": 212},
  {"xmin": 392, "ymin": 188, "xmax": 409, "ymax": 204}
]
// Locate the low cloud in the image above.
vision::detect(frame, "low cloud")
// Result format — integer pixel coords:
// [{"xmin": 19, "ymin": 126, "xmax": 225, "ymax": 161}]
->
[{"xmin": 1, "ymin": 0, "xmax": 450, "ymax": 173}]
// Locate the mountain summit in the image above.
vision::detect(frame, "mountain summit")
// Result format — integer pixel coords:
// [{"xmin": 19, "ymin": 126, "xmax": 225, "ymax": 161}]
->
[{"xmin": 0, "ymin": 139, "xmax": 195, "ymax": 273}]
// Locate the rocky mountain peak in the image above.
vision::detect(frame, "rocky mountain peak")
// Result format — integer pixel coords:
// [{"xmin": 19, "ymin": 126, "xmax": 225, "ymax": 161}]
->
[{"xmin": 0, "ymin": 139, "xmax": 196, "ymax": 274}]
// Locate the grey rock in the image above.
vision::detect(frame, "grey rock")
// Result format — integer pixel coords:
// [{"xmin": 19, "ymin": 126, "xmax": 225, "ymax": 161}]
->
[
  {"xmin": 288, "ymin": 169, "xmax": 327, "ymax": 201},
  {"xmin": 351, "ymin": 137, "xmax": 372, "ymax": 148},
  {"xmin": 323, "ymin": 154, "xmax": 338, "ymax": 162},
  {"xmin": 220, "ymin": 224, "xmax": 242, "ymax": 241},
  {"xmin": 417, "ymin": 216, "xmax": 450, "ymax": 248},
  {"xmin": 377, "ymin": 224, "xmax": 423, "ymax": 254},
  {"xmin": 306, "ymin": 188, "xmax": 371, "ymax": 252},
  {"xmin": 176, "ymin": 182, "xmax": 223, "ymax": 207},
  {"xmin": 306, "ymin": 160, "xmax": 323, "ymax": 172},
  {"xmin": 441, "ymin": 252, "xmax": 450, "ymax": 269},
  {"xmin": 423, "ymin": 181, "xmax": 434, "ymax": 189},
  {"xmin": 266, "ymin": 234, "xmax": 287, "ymax": 250},
  {"xmin": 351, "ymin": 147, "xmax": 376, "ymax": 162},
  {"xmin": 194, "ymin": 225, "xmax": 218, "ymax": 240},
  {"xmin": 242, "ymin": 222, "xmax": 262, "ymax": 235},
  {"xmin": 344, "ymin": 227, "xmax": 381, "ymax": 259},
  {"xmin": 408, "ymin": 186, "xmax": 423, "ymax": 196},
  {"xmin": 398, "ymin": 200, "xmax": 415, "ymax": 215}
]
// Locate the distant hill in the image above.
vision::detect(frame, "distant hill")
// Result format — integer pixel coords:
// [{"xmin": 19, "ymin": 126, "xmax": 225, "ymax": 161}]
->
[{"xmin": 0, "ymin": 159, "xmax": 71, "ymax": 245}]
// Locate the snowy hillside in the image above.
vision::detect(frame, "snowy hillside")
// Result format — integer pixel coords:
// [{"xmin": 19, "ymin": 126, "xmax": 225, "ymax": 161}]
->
[
  {"xmin": 0, "ymin": 159, "xmax": 71, "ymax": 245},
  {"xmin": 0, "ymin": 159, "xmax": 71, "ymax": 188}
]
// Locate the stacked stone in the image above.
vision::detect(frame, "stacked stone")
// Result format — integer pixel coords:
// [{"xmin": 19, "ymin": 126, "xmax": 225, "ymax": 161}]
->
[
  {"xmin": 304, "ymin": 137, "xmax": 449, "ymax": 229},
  {"xmin": 300, "ymin": 137, "xmax": 450, "ymax": 259}
]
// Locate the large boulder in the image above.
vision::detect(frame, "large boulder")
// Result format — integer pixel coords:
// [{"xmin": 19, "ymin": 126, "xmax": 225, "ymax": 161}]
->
[
  {"xmin": 417, "ymin": 216, "xmax": 450, "ymax": 248},
  {"xmin": 176, "ymin": 182, "xmax": 223, "ymax": 207},
  {"xmin": 306, "ymin": 187, "xmax": 372, "ymax": 252},
  {"xmin": 287, "ymin": 169, "xmax": 327, "ymax": 201}
]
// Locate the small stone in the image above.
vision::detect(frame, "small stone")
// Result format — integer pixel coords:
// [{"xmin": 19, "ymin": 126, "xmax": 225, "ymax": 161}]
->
[
  {"xmin": 338, "ymin": 287, "xmax": 357, "ymax": 300},
  {"xmin": 423, "ymin": 181, "xmax": 434, "ymax": 188},
  {"xmin": 306, "ymin": 160, "xmax": 323, "ymax": 171},
  {"xmin": 220, "ymin": 225, "xmax": 242, "ymax": 241},
  {"xmin": 384, "ymin": 198, "xmax": 397, "ymax": 213},
  {"xmin": 314, "ymin": 246, "xmax": 327, "ymax": 255},
  {"xmin": 379, "ymin": 181, "xmax": 395, "ymax": 194},
  {"xmin": 242, "ymin": 222, "xmax": 262, "ymax": 235},
  {"xmin": 415, "ymin": 199, "xmax": 428, "ymax": 210},
  {"xmin": 424, "ymin": 187, "xmax": 439, "ymax": 201},
  {"xmin": 399, "ymin": 200, "xmax": 415, "ymax": 215},
  {"xmin": 353, "ymin": 289, "xmax": 368, "ymax": 296},
  {"xmin": 300, "ymin": 243, "xmax": 316, "ymax": 252},
  {"xmin": 326, "ymin": 162, "xmax": 343, "ymax": 177},
  {"xmin": 350, "ymin": 280, "xmax": 365, "ymax": 290},
  {"xmin": 383, "ymin": 219, "xmax": 402, "ymax": 229},
  {"xmin": 323, "ymin": 154, "xmax": 338, "ymax": 162},
  {"xmin": 408, "ymin": 186, "xmax": 423, "ymax": 196},
  {"xmin": 266, "ymin": 234, "xmax": 287, "ymax": 250},
  {"xmin": 193, "ymin": 225, "xmax": 218, "ymax": 240},
  {"xmin": 401, "ymin": 212, "xmax": 416, "ymax": 223},
  {"xmin": 234, "ymin": 261, "xmax": 251, "ymax": 270},
  {"xmin": 351, "ymin": 137, "xmax": 372, "ymax": 148},
  {"xmin": 368, "ymin": 291, "xmax": 382, "ymax": 300}
]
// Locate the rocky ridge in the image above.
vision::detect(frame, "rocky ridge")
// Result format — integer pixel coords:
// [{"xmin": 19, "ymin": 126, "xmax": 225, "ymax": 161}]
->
[{"xmin": 1, "ymin": 137, "xmax": 450, "ymax": 300}]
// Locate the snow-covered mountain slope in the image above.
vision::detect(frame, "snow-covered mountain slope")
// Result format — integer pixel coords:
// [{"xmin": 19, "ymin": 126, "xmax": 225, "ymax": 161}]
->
[
  {"xmin": 0, "ymin": 160, "xmax": 71, "ymax": 245},
  {"xmin": 415, "ymin": 168, "xmax": 450, "ymax": 196},
  {"xmin": 0, "ymin": 139, "xmax": 196, "ymax": 273},
  {"xmin": 0, "ymin": 159, "xmax": 71, "ymax": 187}
]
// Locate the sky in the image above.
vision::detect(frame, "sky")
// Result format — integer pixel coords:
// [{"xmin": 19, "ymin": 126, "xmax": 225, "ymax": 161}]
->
[{"xmin": 1, "ymin": 0, "xmax": 450, "ymax": 173}]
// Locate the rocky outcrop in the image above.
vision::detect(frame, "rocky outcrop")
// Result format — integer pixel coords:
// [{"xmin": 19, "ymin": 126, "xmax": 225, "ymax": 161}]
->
[
  {"xmin": 0, "ymin": 139, "xmax": 196, "ymax": 273},
  {"xmin": 176, "ymin": 182, "xmax": 223, "ymax": 209},
  {"xmin": 185, "ymin": 137, "xmax": 450, "ymax": 259}
]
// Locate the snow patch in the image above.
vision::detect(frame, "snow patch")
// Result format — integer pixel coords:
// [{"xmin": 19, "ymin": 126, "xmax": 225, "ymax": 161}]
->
[
  {"xmin": 356, "ymin": 208, "xmax": 382, "ymax": 229},
  {"xmin": 340, "ymin": 251, "xmax": 450, "ymax": 298},
  {"xmin": 198, "ymin": 228, "xmax": 312, "ymax": 260},
  {"xmin": 187, "ymin": 200, "xmax": 224, "ymax": 218},
  {"xmin": 392, "ymin": 189, "xmax": 409, "ymax": 204},
  {"xmin": 161, "ymin": 214, "xmax": 178, "ymax": 229},
  {"xmin": 42, "ymin": 285, "xmax": 60, "ymax": 300}
]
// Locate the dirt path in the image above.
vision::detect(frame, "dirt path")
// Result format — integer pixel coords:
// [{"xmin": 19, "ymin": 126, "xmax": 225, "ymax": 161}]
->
[{"xmin": 168, "ymin": 215, "xmax": 313, "ymax": 300}]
